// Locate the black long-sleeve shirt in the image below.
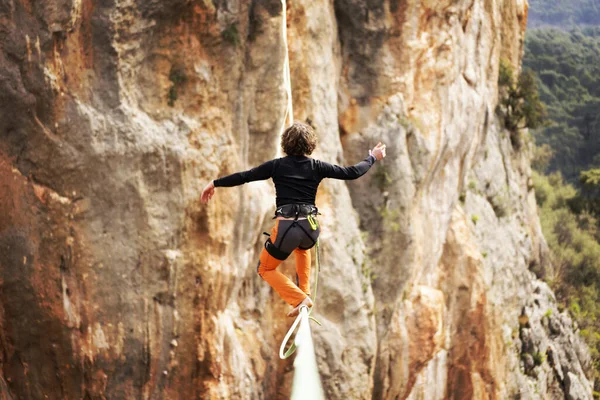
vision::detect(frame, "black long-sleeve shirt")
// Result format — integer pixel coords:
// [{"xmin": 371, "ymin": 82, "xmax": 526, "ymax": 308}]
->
[{"xmin": 213, "ymin": 154, "xmax": 376, "ymax": 206}]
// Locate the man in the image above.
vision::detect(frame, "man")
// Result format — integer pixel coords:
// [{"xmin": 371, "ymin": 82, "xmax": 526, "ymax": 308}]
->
[{"xmin": 201, "ymin": 122, "xmax": 386, "ymax": 317}]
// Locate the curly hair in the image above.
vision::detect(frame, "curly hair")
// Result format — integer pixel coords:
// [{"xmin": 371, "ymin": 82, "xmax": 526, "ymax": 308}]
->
[{"xmin": 281, "ymin": 122, "xmax": 317, "ymax": 156}]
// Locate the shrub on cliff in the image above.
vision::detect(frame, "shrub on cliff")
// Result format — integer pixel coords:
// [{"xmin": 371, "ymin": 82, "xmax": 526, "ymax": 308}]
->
[{"xmin": 497, "ymin": 59, "xmax": 547, "ymax": 149}]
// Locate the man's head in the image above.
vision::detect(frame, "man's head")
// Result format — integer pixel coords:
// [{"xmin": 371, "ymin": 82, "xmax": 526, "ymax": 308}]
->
[{"xmin": 281, "ymin": 122, "xmax": 317, "ymax": 156}]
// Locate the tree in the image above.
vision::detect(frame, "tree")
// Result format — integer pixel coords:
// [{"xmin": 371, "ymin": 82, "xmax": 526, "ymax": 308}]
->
[
  {"xmin": 497, "ymin": 60, "xmax": 547, "ymax": 149},
  {"xmin": 579, "ymin": 168, "xmax": 600, "ymax": 215}
]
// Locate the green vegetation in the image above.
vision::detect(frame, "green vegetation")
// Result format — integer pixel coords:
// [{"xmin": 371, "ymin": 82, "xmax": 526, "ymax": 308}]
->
[
  {"xmin": 222, "ymin": 24, "xmax": 240, "ymax": 46},
  {"xmin": 524, "ymin": 22, "xmax": 600, "ymax": 389},
  {"xmin": 523, "ymin": 27, "xmax": 600, "ymax": 181},
  {"xmin": 379, "ymin": 206, "xmax": 401, "ymax": 232},
  {"xmin": 373, "ymin": 165, "xmax": 393, "ymax": 191},
  {"xmin": 361, "ymin": 259, "xmax": 375, "ymax": 294},
  {"xmin": 532, "ymin": 170, "xmax": 600, "ymax": 386},
  {"xmin": 471, "ymin": 214, "xmax": 479, "ymax": 225},
  {"xmin": 167, "ymin": 67, "xmax": 187, "ymax": 107},
  {"xmin": 497, "ymin": 58, "xmax": 546, "ymax": 149},
  {"xmin": 533, "ymin": 351, "xmax": 547, "ymax": 366},
  {"xmin": 488, "ymin": 192, "xmax": 509, "ymax": 219},
  {"xmin": 579, "ymin": 169, "xmax": 600, "ymax": 215}
]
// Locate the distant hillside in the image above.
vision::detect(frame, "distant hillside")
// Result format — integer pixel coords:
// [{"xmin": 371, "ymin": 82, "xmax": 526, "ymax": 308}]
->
[
  {"xmin": 528, "ymin": 0, "xmax": 600, "ymax": 28},
  {"xmin": 523, "ymin": 17, "xmax": 600, "ymax": 393},
  {"xmin": 523, "ymin": 27, "xmax": 600, "ymax": 181}
]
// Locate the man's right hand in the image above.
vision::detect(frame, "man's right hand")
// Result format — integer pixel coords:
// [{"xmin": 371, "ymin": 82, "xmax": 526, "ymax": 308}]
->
[{"xmin": 369, "ymin": 142, "xmax": 387, "ymax": 161}]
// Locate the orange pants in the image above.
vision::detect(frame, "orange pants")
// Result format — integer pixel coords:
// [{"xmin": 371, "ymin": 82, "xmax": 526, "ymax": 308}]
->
[{"xmin": 257, "ymin": 220, "xmax": 312, "ymax": 307}]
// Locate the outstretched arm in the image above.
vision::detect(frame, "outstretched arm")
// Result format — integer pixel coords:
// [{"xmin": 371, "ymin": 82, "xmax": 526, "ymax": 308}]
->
[
  {"xmin": 200, "ymin": 159, "xmax": 275, "ymax": 203},
  {"xmin": 318, "ymin": 142, "xmax": 386, "ymax": 180}
]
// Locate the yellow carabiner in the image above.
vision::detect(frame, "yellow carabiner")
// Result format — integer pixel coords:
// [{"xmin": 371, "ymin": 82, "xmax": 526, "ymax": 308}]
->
[{"xmin": 307, "ymin": 214, "xmax": 319, "ymax": 231}]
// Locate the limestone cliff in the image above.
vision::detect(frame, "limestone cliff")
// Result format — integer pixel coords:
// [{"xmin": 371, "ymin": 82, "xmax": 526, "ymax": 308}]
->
[{"xmin": 0, "ymin": 0, "xmax": 593, "ymax": 399}]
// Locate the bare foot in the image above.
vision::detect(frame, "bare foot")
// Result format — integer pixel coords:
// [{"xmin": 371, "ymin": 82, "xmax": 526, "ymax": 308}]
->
[{"xmin": 287, "ymin": 297, "xmax": 313, "ymax": 318}]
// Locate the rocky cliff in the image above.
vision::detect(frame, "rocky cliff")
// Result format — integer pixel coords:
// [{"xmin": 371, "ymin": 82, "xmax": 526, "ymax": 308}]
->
[{"xmin": 0, "ymin": 0, "xmax": 593, "ymax": 399}]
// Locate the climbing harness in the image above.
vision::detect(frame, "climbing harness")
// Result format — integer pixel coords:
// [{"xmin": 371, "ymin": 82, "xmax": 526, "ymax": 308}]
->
[
  {"xmin": 274, "ymin": 204, "xmax": 319, "ymax": 219},
  {"xmin": 263, "ymin": 204, "xmax": 320, "ymax": 261}
]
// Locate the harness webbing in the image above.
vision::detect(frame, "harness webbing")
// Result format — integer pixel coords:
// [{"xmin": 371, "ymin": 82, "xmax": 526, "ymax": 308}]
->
[{"xmin": 296, "ymin": 222, "xmax": 317, "ymax": 248}]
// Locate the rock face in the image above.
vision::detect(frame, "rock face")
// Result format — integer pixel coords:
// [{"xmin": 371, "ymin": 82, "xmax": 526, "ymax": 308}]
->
[{"xmin": 0, "ymin": 0, "xmax": 593, "ymax": 399}]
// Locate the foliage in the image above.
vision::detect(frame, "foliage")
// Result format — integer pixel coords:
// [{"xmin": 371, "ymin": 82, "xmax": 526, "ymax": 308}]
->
[
  {"xmin": 532, "ymin": 170, "xmax": 600, "ymax": 388},
  {"xmin": 167, "ymin": 67, "xmax": 187, "ymax": 107},
  {"xmin": 497, "ymin": 59, "xmax": 547, "ymax": 149},
  {"xmin": 579, "ymin": 169, "xmax": 600, "ymax": 215},
  {"xmin": 532, "ymin": 143, "xmax": 554, "ymax": 172},
  {"xmin": 488, "ymin": 192, "xmax": 509, "ymax": 219},
  {"xmin": 523, "ymin": 27, "xmax": 600, "ymax": 182},
  {"xmin": 222, "ymin": 24, "xmax": 240, "ymax": 46},
  {"xmin": 525, "ymin": 26, "xmax": 600, "ymax": 387},
  {"xmin": 533, "ymin": 351, "xmax": 547, "ymax": 366},
  {"xmin": 498, "ymin": 58, "xmax": 514, "ymax": 87},
  {"xmin": 361, "ymin": 259, "xmax": 375, "ymax": 294},
  {"xmin": 373, "ymin": 165, "xmax": 392, "ymax": 191},
  {"xmin": 378, "ymin": 206, "xmax": 401, "ymax": 232}
]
